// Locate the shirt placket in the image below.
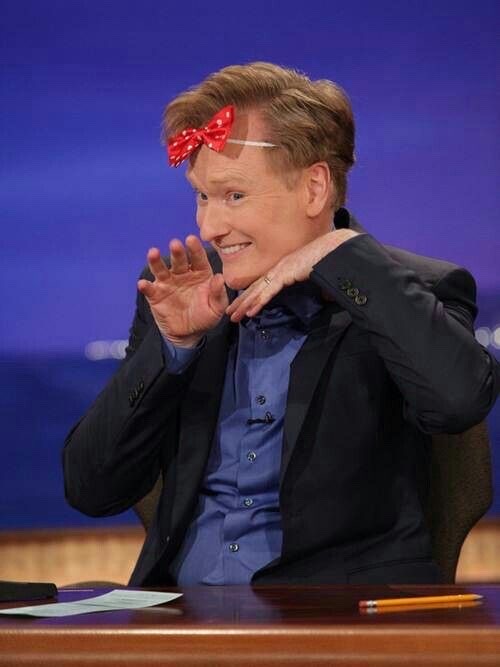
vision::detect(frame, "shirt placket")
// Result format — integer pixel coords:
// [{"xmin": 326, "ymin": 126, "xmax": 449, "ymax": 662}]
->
[{"xmin": 222, "ymin": 320, "xmax": 281, "ymax": 582}]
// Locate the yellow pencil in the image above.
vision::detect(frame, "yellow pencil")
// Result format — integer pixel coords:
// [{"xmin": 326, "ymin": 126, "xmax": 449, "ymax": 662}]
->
[
  {"xmin": 358, "ymin": 593, "xmax": 483, "ymax": 609},
  {"xmin": 360, "ymin": 600, "xmax": 482, "ymax": 614}
]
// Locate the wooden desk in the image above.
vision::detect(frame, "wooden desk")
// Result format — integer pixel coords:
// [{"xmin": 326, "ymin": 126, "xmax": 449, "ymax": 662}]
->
[{"xmin": 1, "ymin": 585, "xmax": 499, "ymax": 665}]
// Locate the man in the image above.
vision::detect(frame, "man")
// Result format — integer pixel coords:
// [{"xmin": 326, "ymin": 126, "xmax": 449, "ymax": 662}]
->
[{"xmin": 63, "ymin": 62, "xmax": 498, "ymax": 586}]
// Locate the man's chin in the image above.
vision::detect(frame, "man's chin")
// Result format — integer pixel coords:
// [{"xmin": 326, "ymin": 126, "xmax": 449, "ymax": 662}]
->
[{"xmin": 223, "ymin": 271, "xmax": 255, "ymax": 292}]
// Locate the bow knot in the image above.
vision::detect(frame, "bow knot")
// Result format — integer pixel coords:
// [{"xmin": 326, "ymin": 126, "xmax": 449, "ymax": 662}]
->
[{"xmin": 168, "ymin": 105, "xmax": 234, "ymax": 167}]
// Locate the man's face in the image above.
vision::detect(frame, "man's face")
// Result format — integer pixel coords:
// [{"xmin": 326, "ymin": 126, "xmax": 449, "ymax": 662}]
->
[{"xmin": 186, "ymin": 110, "xmax": 323, "ymax": 290}]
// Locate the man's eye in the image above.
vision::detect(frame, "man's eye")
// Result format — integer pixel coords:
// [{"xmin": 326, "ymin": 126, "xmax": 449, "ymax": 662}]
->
[
  {"xmin": 196, "ymin": 191, "xmax": 208, "ymax": 201},
  {"xmin": 227, "ymin": 192, "xmax": 245, "ymax": 202}
]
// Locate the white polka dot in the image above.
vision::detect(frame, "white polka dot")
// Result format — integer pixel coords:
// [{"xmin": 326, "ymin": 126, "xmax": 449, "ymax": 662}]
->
[
  {"xmin": 187, "ymin": 145, "xmax": 193, "ymax": 150},
  {"xmin": 208, "ymin": 142, "xmax": 213, "ymax": 148},
  {"xmin": 182, "ymin": 130, "xmax": 187, "ymax": 135},
  {"xmin": 226, "ymin": 111, "xmax": 230, "ymax": 118},
  {"xmin": 216, "ymin": 119, "xmax": 222, "ymax": 125}
]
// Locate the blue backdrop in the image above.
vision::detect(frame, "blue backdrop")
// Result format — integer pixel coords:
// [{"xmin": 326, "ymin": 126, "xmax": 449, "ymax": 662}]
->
[{"xmin": 1, "ymin": 0, "xmax": 499, "ymax": 528}]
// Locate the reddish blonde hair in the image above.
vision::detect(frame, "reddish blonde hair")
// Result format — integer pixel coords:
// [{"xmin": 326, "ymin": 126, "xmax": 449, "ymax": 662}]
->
[{"xmin": 163, "ymin": 62, "xmax": 355, "ymax": 208}]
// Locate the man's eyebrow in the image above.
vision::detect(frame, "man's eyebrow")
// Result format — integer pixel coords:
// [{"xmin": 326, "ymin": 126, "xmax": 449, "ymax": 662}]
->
[{"xmin": 186, "ymin": 172, "xmax": 252, "ymax": 189}]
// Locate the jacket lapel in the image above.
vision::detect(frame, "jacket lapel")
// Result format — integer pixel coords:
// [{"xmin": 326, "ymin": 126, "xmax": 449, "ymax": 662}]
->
[
  {"xmin": 279, "ymin": 206, "xmax": 361, "ymax": 481},
  {"xmin": 281, "ymin": 305, "xmax": 352, "ymax": 484},
  {"xmin": 170, "ymin": 317, "xmax": 232, "ymax": 534}
]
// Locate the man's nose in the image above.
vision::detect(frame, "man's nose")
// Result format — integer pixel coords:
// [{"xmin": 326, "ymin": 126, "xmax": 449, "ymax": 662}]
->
[{"xmin": 197, "ymin": 202, "xmax": 231, "ymax": 243}]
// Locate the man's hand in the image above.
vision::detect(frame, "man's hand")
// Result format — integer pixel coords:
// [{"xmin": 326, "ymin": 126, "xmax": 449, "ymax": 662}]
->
[
  {"xmin": 226, "ymin": 229, "xmax": 359, "ymax": 322},
  {"xmin": 138, "ymin": 235, "xmax": 228, "ymax": 348}
]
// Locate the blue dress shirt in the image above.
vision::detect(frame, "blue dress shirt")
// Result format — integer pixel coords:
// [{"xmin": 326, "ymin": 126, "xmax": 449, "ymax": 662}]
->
[{"xmin": 164, "ymin": 284, "xmax": 324, "ymax": 585}]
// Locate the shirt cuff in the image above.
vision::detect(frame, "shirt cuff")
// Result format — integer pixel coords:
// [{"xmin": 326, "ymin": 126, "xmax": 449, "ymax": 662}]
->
[{"xmin": 162, "ymin": 336, "xmax": 205, "ymax": 375}]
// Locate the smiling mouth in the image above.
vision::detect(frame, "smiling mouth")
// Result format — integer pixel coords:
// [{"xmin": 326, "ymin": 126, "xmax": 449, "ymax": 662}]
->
[{"xmin": 218, "ymin": 242, "xmax": 251, "ymax": 256}]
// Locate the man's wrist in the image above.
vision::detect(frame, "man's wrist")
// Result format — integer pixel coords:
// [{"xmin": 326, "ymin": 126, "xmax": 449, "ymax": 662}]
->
[
  {"xmin": 163, "ymin": 333, "xmax": 205, "ymax": 349},
  {"xmin": 314, "ymin": 229, "xmax": 363, "ymax": 269},
  {"xmin": 162, "ymin": 335, "xmax": 206, "ymax": 375},
  {"xmin": 328, "ymin": 228, "xmax": 361, "ymax": 249}
]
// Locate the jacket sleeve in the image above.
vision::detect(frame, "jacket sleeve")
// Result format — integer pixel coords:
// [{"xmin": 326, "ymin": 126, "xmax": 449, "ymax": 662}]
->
[
  {"xmin": 62, "ymin": 273, "xmax": 194, "ymax": 517},
  {"xmin": 311, "ymin": 233, "xmax": 499, "ymax": 434}
]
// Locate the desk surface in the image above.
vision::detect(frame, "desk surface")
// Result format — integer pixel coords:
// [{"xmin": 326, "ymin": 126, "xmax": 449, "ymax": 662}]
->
[{"xmin": 1, "ymin": 584, "xmax": 500, "ymax": 665}]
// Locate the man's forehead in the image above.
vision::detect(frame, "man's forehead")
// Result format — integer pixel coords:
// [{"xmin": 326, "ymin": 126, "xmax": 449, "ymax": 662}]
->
[
  {"xmin": 187, "ymin": 146, "xmax": 270, "ymax": 188},
  {"xmin": 186, "ymin": 161, "xmax": 254, "ymax": 187}
]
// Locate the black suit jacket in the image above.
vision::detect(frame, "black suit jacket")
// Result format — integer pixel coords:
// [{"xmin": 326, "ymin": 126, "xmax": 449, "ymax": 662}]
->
[{"xmin": 63, "ymin": 210, "xmax": 498, "ymax": 585}]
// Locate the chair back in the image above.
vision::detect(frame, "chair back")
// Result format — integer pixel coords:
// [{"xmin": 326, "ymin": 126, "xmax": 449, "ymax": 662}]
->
[
  {"xmin": 134, "ymin": 476, "xmax": 163, "ymax": 530},
  {"xmin": 426, "ymin": 421, "xmax": 493, "ymax": 583}
]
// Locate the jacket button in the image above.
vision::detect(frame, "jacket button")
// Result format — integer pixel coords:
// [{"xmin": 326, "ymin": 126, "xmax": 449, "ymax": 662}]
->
[
  {"xmin": 347, "ymin": 287, "xmax": 359, "ymax": 298},
  {"xmin": 128, "ymin": 394, "xmax": 135, "ymax": 406},
  {"xmin": 355, "ymin": 295, "xmax": 368, "ymax": 305}
]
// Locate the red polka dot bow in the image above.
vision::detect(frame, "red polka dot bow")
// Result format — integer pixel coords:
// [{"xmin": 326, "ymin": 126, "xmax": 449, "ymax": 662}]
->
[{"xmin": 167, "ymin": 105, "xmax": 235, "ymax": 167}]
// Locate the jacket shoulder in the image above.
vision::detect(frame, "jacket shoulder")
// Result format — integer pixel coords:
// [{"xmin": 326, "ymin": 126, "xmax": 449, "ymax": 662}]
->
[
  {"xmin": 343, "ymin": 207, "xmax": 469, "ymax": 287},
  {"xmin": 344, "ymin": 208, "xmax": 477, "ymax": 308},
  {"xmin": 382, "ymin": 243, "xmax": 464, "ymax": 286}
]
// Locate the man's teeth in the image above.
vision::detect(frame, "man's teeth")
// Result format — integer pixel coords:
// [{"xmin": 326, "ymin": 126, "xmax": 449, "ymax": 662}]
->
[{"xmin": 220, "ymin": 243, "xmax": 250, "ymax": 255}]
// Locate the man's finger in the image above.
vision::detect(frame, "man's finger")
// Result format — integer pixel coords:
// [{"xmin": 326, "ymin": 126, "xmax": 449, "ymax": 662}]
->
[
  {"xmin": 226, "ymin": 295, "xmax": 249, "ymax": 320},
  {"xmin": 169, "ymin": 239, "xmax": 190, "ymax": 274},
  {"xmin": 208, "ymin": 273, "xmax": 229, "ymax": 315},
  {"xmin": 225, "ymin": 293, "xmax": 243, "ymax": 316},
  {"xmin": 186, "ymin": 235, "xmax": 212, "ymax": 272},
  {"xmin": 230, "ymin": 276, "xmax": 282, "ymax": 322},
  {"xmin": 226, "ymin": 280, "xmax": 260, "ymax": 315},
  {"xmin": 226, "ymin": 275, "xmax": 267, "ymax": 317},
  {"xmin": 227, "ymin": 285, "xmax": 263, "ymax": 322},
  {"xmin": 137, "ymin": 278, "xmax": 156, "ymax": 299},
  {"xmin": 245, "ymin": 286, "xmax": 277, "ymax": 317},
  {"xmin": 147, "ymin": 248, "xmax": 170, "ymax": 281}
]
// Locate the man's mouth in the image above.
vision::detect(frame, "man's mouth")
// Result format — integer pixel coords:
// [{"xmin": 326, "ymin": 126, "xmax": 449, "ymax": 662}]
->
[{"xmin": 218, "ymin": 242, "xmax": 251, "ymax": 256}]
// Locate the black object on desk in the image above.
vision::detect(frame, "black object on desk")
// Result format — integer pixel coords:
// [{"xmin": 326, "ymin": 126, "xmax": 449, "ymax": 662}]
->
[{"xmin": 0, "ymin": 580, "xmax": 57, "ymax": 602}]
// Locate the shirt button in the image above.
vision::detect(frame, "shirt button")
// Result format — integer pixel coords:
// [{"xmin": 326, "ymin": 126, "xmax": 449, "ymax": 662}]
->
[
  {"xmin": 256, "ymin": 395, "xmax": 266, "ymax": 405},
  {"xmin": 229, "ymin": 543, "xmax": 239, "ymax": 552},
  {"xmin": 243, "ymin": 498, "xmax": 254, "ymax": 507},
  {"xmin": 347, "ymin": 287, "xmax": 359, "ymax": 297},
  {"xmin": 247, "ymin": 451, "xmax": 257, "ymax": 462},
  {"xmin": 259, "ymin": 329, "xmax": 270, "ymax": 340}
]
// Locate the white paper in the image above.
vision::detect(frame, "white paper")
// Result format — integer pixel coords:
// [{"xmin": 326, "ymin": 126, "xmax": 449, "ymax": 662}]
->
[{"xmin": 0, "ymin": 589, "xmax": 183, "ymax": 617}]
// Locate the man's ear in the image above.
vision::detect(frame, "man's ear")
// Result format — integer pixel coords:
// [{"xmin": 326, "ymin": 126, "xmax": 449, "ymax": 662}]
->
[{"xmin": 303, "ymin": 162, "xmax": 334, "ymax": 217}]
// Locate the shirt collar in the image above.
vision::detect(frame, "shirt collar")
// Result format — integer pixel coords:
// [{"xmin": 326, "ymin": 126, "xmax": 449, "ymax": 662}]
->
[{"xmin": 240, "ymin": 280, "xmax": 325, "ymax": 331}]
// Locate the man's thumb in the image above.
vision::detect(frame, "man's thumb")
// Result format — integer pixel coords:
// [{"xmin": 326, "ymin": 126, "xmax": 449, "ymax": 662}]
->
[{"xmin": 208, "ymin": 273, "xmax": 228, "ymax": 314}]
